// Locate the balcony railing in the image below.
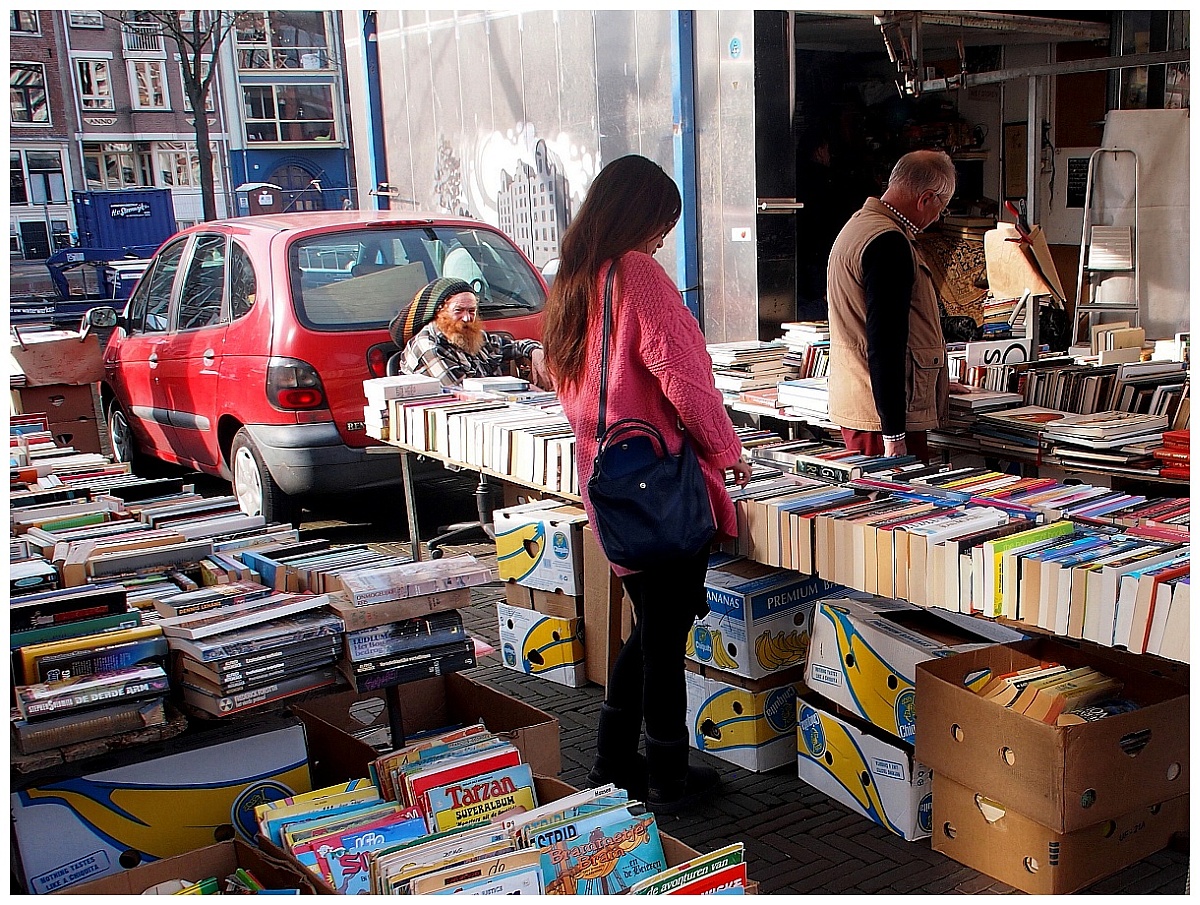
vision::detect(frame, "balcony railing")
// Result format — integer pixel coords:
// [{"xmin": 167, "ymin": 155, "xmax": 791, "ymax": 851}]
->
[{"xmin": 122, "ymin": 24, "xmax": 164, "ymax": 54}]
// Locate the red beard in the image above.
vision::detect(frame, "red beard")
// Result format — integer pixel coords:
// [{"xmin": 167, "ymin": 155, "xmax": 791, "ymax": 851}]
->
[{"xmin": 437, "ymin": 310, "xmax": 486, "ymax": 355}]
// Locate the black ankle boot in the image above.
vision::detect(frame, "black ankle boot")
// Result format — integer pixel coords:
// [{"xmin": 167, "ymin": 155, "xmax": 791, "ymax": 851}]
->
[
  {"xmin": 644, "ymin": 732, "xmax": 720, "ymax": 815},
  {"xmin": 587, "ymin": 703, "xmax": 649, "ymax": 799}
]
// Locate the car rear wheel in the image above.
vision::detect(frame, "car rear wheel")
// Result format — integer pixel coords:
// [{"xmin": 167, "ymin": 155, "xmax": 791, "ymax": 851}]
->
[{"xmin": 231, "ymin": 428, "xmax": 297, "ymax": 525}]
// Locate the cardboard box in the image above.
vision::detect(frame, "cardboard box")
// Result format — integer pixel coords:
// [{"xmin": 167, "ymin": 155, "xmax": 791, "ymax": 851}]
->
[
  {"xmin": 291, "ymin": 671, "xmax": 561, "ymax": 783},
  {"xmin": 503, "ymin": 579, "xmax": 584, "ymax": 619},
  {"xmin": 931, "ymin": 774, "xmax": 1187, "ymax": 895},
  {"xmin": 686, "ymin": 662, "xmax": 803, "ymax": 772},
  {"xmin": 796, "ymin": 695, "xmax": 933, "ymax": 841},
  {"xmin": 689, "ymin": 555, "xmax": 846, "ymax": 680},
  {"xmin": 804, "ymin": 595, "xmax": 1026, "ymax": 743},
  {"xmin": 497, "ymin": 601, "xmax": 587, "ymax": 688},
  {"xmin": 12, "ymin": 721, "xmax": 310, "ymax": 894},
  {"xmin": 915, "ymin": 636, "xmax": 1190, "ymax": 832},
  {"xmin": 54, "ymin": 838, "xmax": 320, "ymax": 895},
  {"xmin": 581, "ymin": 523, "xmax": 633, "ymax": 687},
  {"xmin": 493, "ymin": 501, "xmax": 587, "ymax": 594},
  {"xmin": 13, "ymin": 383, "xmax": 100, "ymax": 422},
  {"xmin": 10, "ymin": 330, "xmax": 105, "ymax": 386},
  {"xmin": 48, "ymin": 418, "xmax": 104, "ymax": 455}
]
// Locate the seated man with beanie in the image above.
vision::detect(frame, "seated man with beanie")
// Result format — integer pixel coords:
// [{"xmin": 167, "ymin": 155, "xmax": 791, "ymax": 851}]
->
[{"xmin": 391, "ymin": 277, "xmax": 551, "ymax": 389}]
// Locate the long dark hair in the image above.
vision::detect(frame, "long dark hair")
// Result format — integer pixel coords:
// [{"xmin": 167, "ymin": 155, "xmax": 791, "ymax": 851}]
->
[{"xmin": 542, "ymin": 154, "xmax": 682, "ymax": 391}]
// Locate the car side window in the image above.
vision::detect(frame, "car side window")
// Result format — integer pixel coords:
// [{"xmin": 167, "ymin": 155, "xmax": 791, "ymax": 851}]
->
[
  {"xmin": 128, "ymin": 238, "xmax": 187, "ymax": 334},
  {"xmin": 177, "ymin": 234, "xmax": 227, "ymax": 331},
  {"xmin": 229, "ymin": 241, "xmax": 257, "ymax": 320}
]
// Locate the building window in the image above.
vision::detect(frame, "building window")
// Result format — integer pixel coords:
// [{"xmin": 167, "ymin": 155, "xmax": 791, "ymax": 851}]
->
[
  {"xmin": 76, "ymin": 59, "xmax": 114, "ymax": 111},
  {"xmin": 11, "ymin": 151, "xmax": 27, "ymax": 204},
  {"xmin": 122, "ymin": 21, "xmax": 164, "ymax": 55},
  {"xmin": 24, "ymin": 150, "xmax": 66, "ymax": 204},
  {"xmin": 180, "ymin": 58, "xmax": 215, "ymax": 112},
  {"xmin": 11, "ymin": 63, "xmax": 49, "ymax": 124},
  {"xmin": 234, "ymin": 11, "xmax": 330, "ymax": 70},
  {"xmin": 156, "ymin": 142, "xmax": 201, "ymax": 187},
  {"xmin": 10, "ymin": 11, "xmax": 39, "ymax": 34},
  {"xmin": 68, "ymin": 11, "xmax": 103, "ymax": 29},
  {"xmin": 243, "ymin": 83, "xmax": 336, "ymax": 143},
  {"xmin": 84, "ymin": 143, "xmax": 148, "ymax": 190},
  {"xmin": 130, "ymin": 60, "xmax": 169, "ymax": 110}
]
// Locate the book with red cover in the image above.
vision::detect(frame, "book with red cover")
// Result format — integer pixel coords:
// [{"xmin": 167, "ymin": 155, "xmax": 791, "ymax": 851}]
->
[
  {"xmin": 1136, "ymin": 563, "xmax": 1192, "ymax": 653},
  {"xmin": 1161, "ymin": 429, "xmax": 1190, "ymax": 449},
  {"xmin": 402, "ymin": 743, "xmax": 523, "ymax": 817}
]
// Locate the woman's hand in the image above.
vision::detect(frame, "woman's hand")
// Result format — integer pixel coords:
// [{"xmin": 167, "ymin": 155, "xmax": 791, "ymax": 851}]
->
[
  {"xmin": 731, "ymin": 455, "xmax": 752, "ymax": 487},
  {"xmin": 529, "ymin": 346, "xmax": 553, "ymax": 390}
]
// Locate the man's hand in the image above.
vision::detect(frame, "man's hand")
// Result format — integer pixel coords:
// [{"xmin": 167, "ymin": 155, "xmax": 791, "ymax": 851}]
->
[
  {"xmin": 946, "ymin": 382, "xmax": 974, "ymax": 395},
  {"xmin": 529, "ymin": 346, "xmax": 552, "ymax": 390},
  {"xmin": 884, "ymin": 437, "xmax": 908, "ymax": 457}
]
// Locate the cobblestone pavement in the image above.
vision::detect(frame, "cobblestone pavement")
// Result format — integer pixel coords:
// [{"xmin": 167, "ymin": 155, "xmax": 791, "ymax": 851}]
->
[{"xmin": 405, "ymin": 539, "xmax": 1190, "ymax": 897}]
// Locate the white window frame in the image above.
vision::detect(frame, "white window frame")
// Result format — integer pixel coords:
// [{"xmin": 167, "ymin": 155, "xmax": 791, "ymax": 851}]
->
[
  {"xmin": 10, "ymin": 61, "xmax": 50, "ymax": 125},
  {"xmin": 68, "ymin": 11, "xmax": 103, "ymax": 29},
  {"xmin": 128, "ymin": 59, "xmax": 170, "ymax": 111},
  {"xmin": 76, "ymin": 58, "xmax": 114, "ymax": 111},
  {"xmin": 11, "ymin": 11, "xmax": 40, "ymax": 34},
  {"xmin": 176, "ymin": 55, "xmax": 215, "ymax": 113},
  {"xmin": 233, "ymin": 11, "xmax": 332, "ymax": 71},
  {"xmin": 21, "ymin": 149, "xmax": 67, "ymax": 205}
]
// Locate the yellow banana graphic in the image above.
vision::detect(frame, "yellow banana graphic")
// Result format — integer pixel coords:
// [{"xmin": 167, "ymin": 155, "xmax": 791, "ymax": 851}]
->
[
  {"xmin": 796, "ymin": 703, "xmax": 902, "ymax": 836},
  {"xmin": 494, "ymin": 521, "xmax": 546, "ymax": 583},
  {"xmin": 820, "ymin": 606, "xmax": 915, "ymax": 741},
  {"xmin": 686, "ymin": 630, "xmax": 697, "ymax": 658},
  {"xmin": 709, "ymin": 629, "xmax": 740, "ymax": 670},
  {"xmin": 695, "ymin": 685, "xmax": 796, "ymax": 754},
  {"xmin": 521, "ymin": 615, "xmax": 585, "ymax": 674}
]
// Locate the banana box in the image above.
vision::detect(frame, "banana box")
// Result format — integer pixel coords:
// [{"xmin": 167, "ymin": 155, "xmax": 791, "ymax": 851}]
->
[
  {"xmin": 12, "ymin": 721, "xmax": 309, "ymax": 893},
  {"xmin": 796, "ymin": 695, "xmax": 933, "ymax": 841},
  {"xmin": 493, "ymin": 501, "xmax": 587, "ymax": 595},
  {"xmin": 688, "ymin": 555, "xmax": 847, "ymax": 680},
  {"xmin": 497, "ymin": 601, "xmax": 587, "ymax": 688},
  {"xmin": 685, "ymin": 662, "xmax": 804, "ymax": 771},
  {"xmin": 804, "ymin": 595, "xmax": 1026, "ymax": 743}
]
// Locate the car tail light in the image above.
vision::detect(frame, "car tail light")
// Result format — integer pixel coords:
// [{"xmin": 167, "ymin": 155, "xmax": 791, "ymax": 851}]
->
[
  {"xmin": 367, "ymin": 342, "xmax": 399, "ymax": 378},
  {"xmin": 267, "ymin": 357, "xmax": 327, "ymax": 410}
]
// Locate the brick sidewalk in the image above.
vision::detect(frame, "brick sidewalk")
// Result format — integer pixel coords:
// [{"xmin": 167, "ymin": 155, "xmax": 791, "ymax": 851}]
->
[{"xmin": 441, "ymin": 543, "xmax": 1188, "ymax": 896}]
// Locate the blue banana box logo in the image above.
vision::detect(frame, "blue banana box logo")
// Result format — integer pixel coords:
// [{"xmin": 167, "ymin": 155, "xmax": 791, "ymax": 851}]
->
[{"xmin": 694, "ymin": 685, "xmax": 796, "ymax": 753}]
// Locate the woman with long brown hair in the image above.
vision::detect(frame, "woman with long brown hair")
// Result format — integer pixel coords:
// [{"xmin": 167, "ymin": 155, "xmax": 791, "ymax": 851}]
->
[{"xmin": 543, "ymin": 154, "xmax": 751, "ymax": 814}]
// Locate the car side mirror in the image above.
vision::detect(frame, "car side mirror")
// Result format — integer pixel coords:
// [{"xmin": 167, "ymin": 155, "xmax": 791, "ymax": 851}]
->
[
  {"xmin": 80, "ymin": 306, "xmax": 120, "ymax": 342},
  {"xmin": 541, "ymin": 258, "xmax": 559, "ymax": 289}
]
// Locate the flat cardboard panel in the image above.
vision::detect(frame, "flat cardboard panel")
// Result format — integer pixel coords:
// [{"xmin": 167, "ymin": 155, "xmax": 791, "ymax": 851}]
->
[
  {"xmin": 582, "ymin": 523, "xmax": 630, "ymax": 687},
  {"xmin": 12, "ymin": 723, "xmax": 310, "ymax": 894},
  {"xmin": 10, "ymin": 331, "xmax": 105, "ymax": 386},
  {"xmin": 291, "ymin": 671, "xmax": 561, "ymax": 784},
  {"xmin": 916, "ymin": 637, "xmax": 1189, "ymax": 832},
  {"xmin": 14, "ymin": 384, "xmax": 99, "ymax": 422},
  {"xmin": 48, "ymin": 418, "xmax": 103, "ymax": 455},
  {"xmin": 931, "ymin": 775, "xmax": 1188, "ymax": 895},
  {"xmin": 54, "ymin": 839, "xmax": 320, "ymax": 895}
]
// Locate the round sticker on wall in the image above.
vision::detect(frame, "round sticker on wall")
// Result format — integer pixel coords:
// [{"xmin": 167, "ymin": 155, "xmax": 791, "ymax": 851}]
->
[{"xmin": 729, "ymin": 36, "xmax": 742, "ymax": 58}]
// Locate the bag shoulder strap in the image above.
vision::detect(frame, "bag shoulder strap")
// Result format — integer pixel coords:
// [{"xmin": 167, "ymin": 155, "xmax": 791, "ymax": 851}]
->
[{"xmin": 596, "ymin": 262, "xmax": 618, "ymax": 439}]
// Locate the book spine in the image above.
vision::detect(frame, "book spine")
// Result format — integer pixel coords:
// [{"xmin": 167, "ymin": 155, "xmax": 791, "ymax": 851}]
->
[
  {"xmin": 10, "ymin": 610, "xmax": 142, "ymax": 649},
  {"xmin": 31, "ymin": 636, "xmax": 169, "ymax": 684},
  {"xmin": 344, "ymin": 625, "xmax": 464, "ymax": 662},
  {"xmin": 19, "ymin": 672, "xmax": 170, "ymax": 720},
  {"xmin": 342, "ymin": 644, "xmax": 476, "ymax": 693}
]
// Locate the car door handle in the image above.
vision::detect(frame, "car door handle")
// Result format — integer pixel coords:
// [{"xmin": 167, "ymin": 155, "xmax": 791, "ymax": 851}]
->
[
  {"xmin": 149, "ymin": 353, "xmax": 158, "ymax": 367},
  {"xmin": 203, "ymin": 349, "xmax": 216, "ymax": 363}
]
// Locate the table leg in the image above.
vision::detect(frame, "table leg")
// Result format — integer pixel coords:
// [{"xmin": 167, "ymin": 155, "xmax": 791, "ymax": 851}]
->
[
  {"xmin": 384, "ymin": 683, "xmax": 406, "ymax": 750},
  {"xmin": 400, "ymin": 451, "xmax": 422, "ymax": 562}
]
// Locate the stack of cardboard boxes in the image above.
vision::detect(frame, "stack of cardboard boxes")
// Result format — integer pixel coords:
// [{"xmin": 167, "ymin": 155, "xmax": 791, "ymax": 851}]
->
[
  {"xmin": 10, "ymin": 328, "xmax": 109, "ymax": 456},
  {"xmin": 916, "ymin": 636, "xmax": 1189, "ymax": 894},
  {"xmin": 683, "ymin": 554, "xmax": 845, "ymax": 772},
  {"xmin": 798, "ymin": 595, "xmax": 1024, "ymax": 841}
]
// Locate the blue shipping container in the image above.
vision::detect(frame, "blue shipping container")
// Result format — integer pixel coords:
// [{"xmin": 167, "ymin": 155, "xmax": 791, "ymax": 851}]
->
[{"xmin": 72, "ymin": 189, "xmax": 176, "ymax": 251}]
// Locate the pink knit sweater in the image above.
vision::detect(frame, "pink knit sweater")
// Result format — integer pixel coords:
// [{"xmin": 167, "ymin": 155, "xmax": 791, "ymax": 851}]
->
[{"xmin": 556, "ymin": 252, "xmax": 744, "ymax": 575}]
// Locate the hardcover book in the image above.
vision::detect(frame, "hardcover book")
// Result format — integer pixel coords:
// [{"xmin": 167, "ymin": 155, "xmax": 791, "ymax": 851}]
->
[
  {"xmin": 422, "ymin": 762, "xmax": 538, "ymax": 832},
  {"xmin": 15, "ymin": 663, "xmax": 170, "ymax": 720}
]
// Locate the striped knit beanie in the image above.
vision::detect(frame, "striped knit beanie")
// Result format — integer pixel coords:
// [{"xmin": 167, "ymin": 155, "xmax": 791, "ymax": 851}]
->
[{"xmin": 390, "ymin": 277, "xmax": 475, "ymax": 347}]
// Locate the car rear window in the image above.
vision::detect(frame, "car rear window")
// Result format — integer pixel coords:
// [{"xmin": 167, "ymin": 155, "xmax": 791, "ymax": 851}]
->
[{"xmin": 289, "ymin": 225, "xmax": 546, "ymax": 330}]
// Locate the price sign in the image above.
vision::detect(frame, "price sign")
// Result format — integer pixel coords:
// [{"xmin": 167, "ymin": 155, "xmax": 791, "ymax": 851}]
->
[{"xmin": 965, "ymin": 338, "xmax": 1032, "ymax": 369}]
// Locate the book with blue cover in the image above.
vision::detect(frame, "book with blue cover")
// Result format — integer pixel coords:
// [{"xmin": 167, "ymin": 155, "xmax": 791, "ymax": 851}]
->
[
  {"xmin": 423, "ymin": 762, "xmax": 537, "ymax": 832},
  {"xmin": 526, "ymin": 804, "xmax": 667, "ymax": 895},
  {"xmin": 319, "ymin": 807, "xmax": 428, "ymax": 895},
  {"xmin": 343, "ymin": 610, "xmax": 465, "ymax": 662}
]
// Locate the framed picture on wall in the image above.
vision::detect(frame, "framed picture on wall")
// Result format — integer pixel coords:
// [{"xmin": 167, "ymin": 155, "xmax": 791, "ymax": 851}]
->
[{"xmin": 1003, "ymin": 122, "xmax": 1027, "ymax": 199}]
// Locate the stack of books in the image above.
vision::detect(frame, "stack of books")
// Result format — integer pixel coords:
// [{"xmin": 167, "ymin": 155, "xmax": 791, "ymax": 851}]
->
[
  {"xmin": 362, "ymin": 374, "xmax": 445, "ymax": 442},
  {"xmin": 974, "ymin": 662, "xmax": 1127, "ymax": 725},
  {"xmin": 327, "ymin": 554, "xmax": 494, "ymax": 693},
  {"xmin": 1150, "ymin": 429, "xmax": 1190, "ymax": 482},
  {"xmin": 972, "ymin": 405, "xmax": 1067, "ymax": 453},
  {"xmin": 944, "ymin": 385, "xmax": 1024, "ymax": 434},
  {"xmin": 707, "ymin": 340, "xmax": 795, "ymax": 394},
  {"xmin": 775, "ymin": 377, "xmax": 831, "ymax": 422},
  {"xmin": 161, "ymin": 590, "xmax": 344, "ymax": 718},
  {"xmin": 9, "ymin": 582, "xmax": 173, "ymax": 755},
  {"xmin": 777, "ymin": 321, "xmax": 831, "ymax": 379},
  {"xmin": 1041, "ymin": 410, "xmax": 1169, "ymax": 451}
]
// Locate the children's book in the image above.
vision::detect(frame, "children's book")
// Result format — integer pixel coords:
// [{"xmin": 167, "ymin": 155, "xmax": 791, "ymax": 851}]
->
[
  {"xmin": 527, "ymin": 804, "xmax": 668, "ymax": 895},
  {"xmin": 422, "ymin": 762, "xmax": 537, "ymax": 832},
  {"xmin": 629, "ymin": 842, "xmax": 746, "ymax": 895},
  {"xmin": 410, "ymin": 850, "xmax": 545, "ymax": 895},
  {"xmin": 318, "ymin": 807, "xmax": 428, "ymax": 894}
]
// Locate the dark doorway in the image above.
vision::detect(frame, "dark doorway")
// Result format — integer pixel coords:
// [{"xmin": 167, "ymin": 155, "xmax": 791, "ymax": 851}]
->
[{"xmin": 19, "ymin": 221, "xmax": 50, "ymax": 259}]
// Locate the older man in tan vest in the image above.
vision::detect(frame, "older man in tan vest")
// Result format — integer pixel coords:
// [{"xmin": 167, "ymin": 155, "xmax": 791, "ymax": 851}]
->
[{"xmin": 826, "ymin": 149, "xmax": 965, "ymax": 461}]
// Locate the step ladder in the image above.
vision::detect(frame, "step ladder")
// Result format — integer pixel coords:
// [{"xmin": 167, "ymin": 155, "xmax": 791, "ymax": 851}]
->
[{"xmin": 1072, "ymin": 148, "xmax": 1141, "ymax": 346}]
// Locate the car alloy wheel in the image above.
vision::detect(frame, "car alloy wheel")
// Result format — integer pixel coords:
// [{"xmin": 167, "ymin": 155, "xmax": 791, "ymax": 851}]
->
[
  {"xmin": 108, "ymin": 402, "xmax": 137, "ymax": 464},
  {"xmin": 232, "ymin": 442, "xmax": 265, "ymax": 517},
  {"xmin": 230, "ymin": 427, "xmax": 296, "ymax": 524}
]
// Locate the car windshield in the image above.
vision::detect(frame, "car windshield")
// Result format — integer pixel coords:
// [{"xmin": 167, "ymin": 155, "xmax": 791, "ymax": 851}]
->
[{"xmin": 289, "ymin": 225, "xmax": 546, "ymax": 330}]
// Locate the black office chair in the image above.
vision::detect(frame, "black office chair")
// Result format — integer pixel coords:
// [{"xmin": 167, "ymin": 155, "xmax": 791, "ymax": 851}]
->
[{"xmin": 384, "ymin": 349, "xmax": 497, "ymax": 558}]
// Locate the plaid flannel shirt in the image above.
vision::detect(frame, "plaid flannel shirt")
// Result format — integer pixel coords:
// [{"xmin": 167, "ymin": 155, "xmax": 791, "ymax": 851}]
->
[{"xmin": 399, "ymin": 320, "xmax": 541, "ymax": 388}]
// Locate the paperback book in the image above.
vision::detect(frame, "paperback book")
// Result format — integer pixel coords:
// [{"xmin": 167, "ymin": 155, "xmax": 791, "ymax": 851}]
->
[{"xmin": 15, "ymin": 663, "xmax": 170, "ymax": 720}]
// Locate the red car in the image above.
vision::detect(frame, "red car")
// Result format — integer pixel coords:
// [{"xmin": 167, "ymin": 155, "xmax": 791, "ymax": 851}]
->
[{"xmin": 85, "ymin": 211, "xmax": 547, "ymax": 523}]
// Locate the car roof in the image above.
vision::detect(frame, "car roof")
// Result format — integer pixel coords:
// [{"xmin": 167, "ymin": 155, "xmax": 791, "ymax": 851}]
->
[{"xmin": 181, "ymin": 210, "xmax": 495, "ymax": 240}]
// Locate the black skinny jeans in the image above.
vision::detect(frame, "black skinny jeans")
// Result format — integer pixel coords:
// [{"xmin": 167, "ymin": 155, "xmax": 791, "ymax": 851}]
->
[{"xmin": 604, "ymin": 546, "xmax": 711, "ymax": 744}]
